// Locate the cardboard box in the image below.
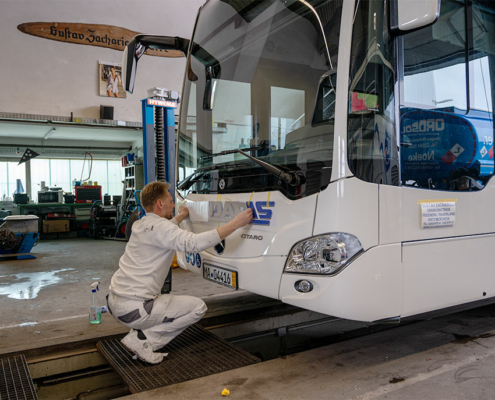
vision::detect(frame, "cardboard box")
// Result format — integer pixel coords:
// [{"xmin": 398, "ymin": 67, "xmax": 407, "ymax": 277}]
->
[{"xmin": 43, "ymin": 219, "xmax": 70, "ymax": 233}]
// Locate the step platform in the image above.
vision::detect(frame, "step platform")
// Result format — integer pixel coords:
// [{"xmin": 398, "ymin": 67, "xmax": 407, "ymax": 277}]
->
[
  {"xmin": 96, "ymin": 324, "xmax": 260, "ymax": 394},
  {"xmin": 0, "ymin": 355, "xmax": 38, "ymax": 400}
]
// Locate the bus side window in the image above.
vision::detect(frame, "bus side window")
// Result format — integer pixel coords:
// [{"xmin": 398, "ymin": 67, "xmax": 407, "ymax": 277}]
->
[{"xmin": 400, "ymin": 0, "xmax": 495, "ymax": 191}]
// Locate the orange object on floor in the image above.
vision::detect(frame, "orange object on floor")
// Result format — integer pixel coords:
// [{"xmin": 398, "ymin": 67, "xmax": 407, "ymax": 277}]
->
[{"xmin": 171, "ymin": 253, "xmax": 179, "ymax": 268}]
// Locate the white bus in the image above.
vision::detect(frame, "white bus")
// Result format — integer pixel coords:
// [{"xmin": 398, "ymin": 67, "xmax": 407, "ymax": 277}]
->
[{"xmin": 124, "ymin": 0, "xmax": 495, "ymax": 323}]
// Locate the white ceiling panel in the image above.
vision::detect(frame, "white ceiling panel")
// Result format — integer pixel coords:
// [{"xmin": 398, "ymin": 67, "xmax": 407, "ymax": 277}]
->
[{"xmin": 0, "ymin": 121, "xmax": 142, "ymax": 144}]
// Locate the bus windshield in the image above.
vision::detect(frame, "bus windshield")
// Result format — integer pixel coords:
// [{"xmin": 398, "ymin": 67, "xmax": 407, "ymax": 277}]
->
[{"xmin": 178, "ymin": 0, "xmax": 343, "ymax": 199}]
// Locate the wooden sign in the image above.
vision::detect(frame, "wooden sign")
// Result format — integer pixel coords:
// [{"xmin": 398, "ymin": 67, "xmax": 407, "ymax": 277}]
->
[{"xmin": 17, "ymin": 22, "xmax": 185, "ymax": 58}]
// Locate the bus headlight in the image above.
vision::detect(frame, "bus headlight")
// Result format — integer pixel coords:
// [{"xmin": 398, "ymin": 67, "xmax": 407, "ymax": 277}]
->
[{"xmin": 284, "ymin": 233, "xmax": 363, "ymax": 275}]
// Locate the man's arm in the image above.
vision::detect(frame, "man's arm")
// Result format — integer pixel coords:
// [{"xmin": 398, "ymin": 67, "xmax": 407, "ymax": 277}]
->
[
  {"xmin": 175, "ymin": 206, "xmax": 253, "ymax": 239},
  {"xmin": 217, "ymin": 209, "xmax": 253, "ymax": 239},
  {"xmin": 164, "ymin": 206, "xmax": 253, "ymax": 251}
]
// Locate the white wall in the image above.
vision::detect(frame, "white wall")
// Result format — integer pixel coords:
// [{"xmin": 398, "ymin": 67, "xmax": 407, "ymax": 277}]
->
[{"xmin": 0, "ymin": 0, "xmax": 205, "ymax": 122}]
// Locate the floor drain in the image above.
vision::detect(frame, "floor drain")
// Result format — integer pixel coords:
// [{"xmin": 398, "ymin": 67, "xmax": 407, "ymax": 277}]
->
[{"xmin": 0, "ymin": 355, "xmax": 38, "ymax": 400}]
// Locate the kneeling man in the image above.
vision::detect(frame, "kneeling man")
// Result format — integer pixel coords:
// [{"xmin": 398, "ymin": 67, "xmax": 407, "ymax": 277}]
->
[{"xmin": 108, "ymin": 181, "xmax": 252, "ymax": 363}]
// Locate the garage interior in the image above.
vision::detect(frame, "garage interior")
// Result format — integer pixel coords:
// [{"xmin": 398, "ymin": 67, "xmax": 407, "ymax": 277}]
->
[{"xmin": 2, "ymin": 0, "xmax": 495, "ymax": 399}]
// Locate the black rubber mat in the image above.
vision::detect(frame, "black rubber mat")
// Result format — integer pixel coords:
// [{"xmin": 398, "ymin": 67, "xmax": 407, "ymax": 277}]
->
[
  {"xmin": 0, "ymin": 355, "xmax": 38, "ymax": 400},
  {"xmin": 97, "ymin": 324, "xmax": 260, "ymax": 393}
]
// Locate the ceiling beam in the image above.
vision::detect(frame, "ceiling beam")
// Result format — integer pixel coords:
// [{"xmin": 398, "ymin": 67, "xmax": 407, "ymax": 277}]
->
[{"xmin": 0, "ymin": 143, "xmax": 132, "ymax": 151}]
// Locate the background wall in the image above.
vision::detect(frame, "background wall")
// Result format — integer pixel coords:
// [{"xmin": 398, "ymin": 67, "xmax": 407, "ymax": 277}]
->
[{"xmin": 0, "ymin": 0, "xmax": 205, "ymax": 122}]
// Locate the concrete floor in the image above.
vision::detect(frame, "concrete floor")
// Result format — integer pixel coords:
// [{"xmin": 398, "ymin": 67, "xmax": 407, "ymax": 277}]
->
[
  {"xmin": 7, "ymin": 238, "xmax": 495, "ymax": 399},
  {"xmin": 0, "ymin": 238, "xmax": 238, "ymax": 355},
  {"xmin": 119, "ymin": 303, "xmax": 495, "ymax": 400},
  {"xmin": 0, "ymin": 239, "xmax": 235, "ymax": 327}
]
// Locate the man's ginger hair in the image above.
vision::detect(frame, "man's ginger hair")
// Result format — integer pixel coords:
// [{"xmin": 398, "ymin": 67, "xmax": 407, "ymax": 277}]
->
[{"xmin": 140, "ymin": 181, "xmax": 170, "ymax": 212}]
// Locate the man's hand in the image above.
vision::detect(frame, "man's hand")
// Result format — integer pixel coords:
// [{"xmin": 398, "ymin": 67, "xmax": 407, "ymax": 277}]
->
[
  {"xmin": 233, "ymin": 208, "xmax": 253, "ymax": 229},
  {"xmin": 178, "ymin": 206, "xmax": 189, "ymax": 218},
  {"xmin": 175, "ymin": 206, "xmax": 189, "ymax": 224},
  {"xmin": 217, "ymin": 208, "xmax": 254, "ymax": 240}
]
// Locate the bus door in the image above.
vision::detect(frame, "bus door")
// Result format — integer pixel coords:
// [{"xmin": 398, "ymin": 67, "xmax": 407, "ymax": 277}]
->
[{"xmin": 398, "ymin": 0, "xmax": 495, "ymax": 316}]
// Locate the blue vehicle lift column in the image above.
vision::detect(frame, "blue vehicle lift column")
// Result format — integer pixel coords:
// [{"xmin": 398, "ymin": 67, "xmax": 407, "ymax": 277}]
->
[
  {"xmin": 141, "ymin": 98, "xmax": 177, "ymax": 190},
  {"xmin": 140, "ymin": 97, "xmax": 178, "ymax": 294}
]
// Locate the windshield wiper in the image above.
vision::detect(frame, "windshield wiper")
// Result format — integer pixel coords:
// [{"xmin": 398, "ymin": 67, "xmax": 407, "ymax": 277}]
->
[
  {"xmin": 177, "ymin": 164, "xmax": 217, "ymax": 190},
  {"xmin": 200, "ymin": 147, "xmax": 301, "ymax": 186},
  {"xmin": 178, "ymin": 150, "xmax": 302, "ymax": 191},
  {"xmin": 177, "ymin": 161, "xmax": 254, "ymax": 191},
  {"xmin": 200, "ymin": 146, "xmax": 261, "ymax": 160},
  {"xmin": 235, "ymin": 149, "xmax": 302, "ymax": 187}
]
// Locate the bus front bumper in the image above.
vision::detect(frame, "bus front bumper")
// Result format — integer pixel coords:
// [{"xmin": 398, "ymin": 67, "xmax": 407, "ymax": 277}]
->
[{"xmin": 178, "ymin": 243, "xmax": 401, "ymax": 322}]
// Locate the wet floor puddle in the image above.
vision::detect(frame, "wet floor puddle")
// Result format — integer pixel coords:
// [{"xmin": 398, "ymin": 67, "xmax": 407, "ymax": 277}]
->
[{"xmin": 0, "ymin": 268, "xmax": 75, "ymax": 299}]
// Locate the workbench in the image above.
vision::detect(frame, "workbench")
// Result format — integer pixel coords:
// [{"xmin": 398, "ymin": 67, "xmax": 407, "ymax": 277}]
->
[
  {"xmin": 16, "ymin": 203, "xmax": 93, "ymax": 235},
  {"xmin": 17, "ymin": 203, "xmax": 93, "ymax": 215}
]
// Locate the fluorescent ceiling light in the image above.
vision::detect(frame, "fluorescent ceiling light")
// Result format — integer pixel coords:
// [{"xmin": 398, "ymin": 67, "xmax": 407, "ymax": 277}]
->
[{"xmin": 44, "ymin": 128, "xmax": 56, "ymax": 140}]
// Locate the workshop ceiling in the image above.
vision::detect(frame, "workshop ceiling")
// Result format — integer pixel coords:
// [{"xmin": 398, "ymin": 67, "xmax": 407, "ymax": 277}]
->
[{"xmin": 0, "ymin": 121, "xmax": 141, "ymax": 144}]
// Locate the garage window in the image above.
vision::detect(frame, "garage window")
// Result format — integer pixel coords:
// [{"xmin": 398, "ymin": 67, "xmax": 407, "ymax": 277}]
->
[
  {"xmin": 0, "ymin": 161, "xmax": 26, "ymax": 198},
  {"xmin": 30, "ymin": 159, "xmax": 123, "ymax": 197}
]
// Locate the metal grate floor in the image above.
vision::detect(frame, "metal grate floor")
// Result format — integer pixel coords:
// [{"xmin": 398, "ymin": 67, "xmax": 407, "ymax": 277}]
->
[
  {"xmin": 97, "ymin": 324, "xmax": 260, "ymax": 393},
  {"xmin": 0, "ymin": 355, "xmax": 38, "ymax": 400}
]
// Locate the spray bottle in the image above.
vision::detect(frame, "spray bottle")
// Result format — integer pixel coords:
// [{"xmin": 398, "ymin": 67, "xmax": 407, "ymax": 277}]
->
[{"xmin": 89, "ymin": 282, "xmax": 102, "ymax": 324}]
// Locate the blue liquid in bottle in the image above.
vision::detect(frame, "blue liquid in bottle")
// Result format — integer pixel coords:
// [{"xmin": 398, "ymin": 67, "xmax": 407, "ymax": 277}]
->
[{"xmin": 89, "ymin": 289, "xmax": 101, "ymax": 324}]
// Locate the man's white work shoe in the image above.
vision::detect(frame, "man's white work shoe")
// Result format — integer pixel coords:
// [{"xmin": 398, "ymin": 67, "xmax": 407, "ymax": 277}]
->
[{"xmin": 121, "ymin": 330, "xmax": 164, "ymax": 364}]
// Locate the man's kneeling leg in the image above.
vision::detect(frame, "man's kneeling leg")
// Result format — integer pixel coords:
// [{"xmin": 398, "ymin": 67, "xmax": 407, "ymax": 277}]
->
[
  {"xmin": 142, "ymin": 295, "xmax": 207, "ymax": 351},
  {"xmin": 108, "ymin": 293, "xmax": 165, "ymax": 364}
]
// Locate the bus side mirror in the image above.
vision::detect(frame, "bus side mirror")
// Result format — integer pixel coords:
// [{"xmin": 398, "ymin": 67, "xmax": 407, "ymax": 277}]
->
[
  {"xmin": 390, "ymin": 0, "xmax": 441, "ymax": 34},
  {"xmin": 122, "ymin": 35, "xmax": 190, "ymax": 94}
]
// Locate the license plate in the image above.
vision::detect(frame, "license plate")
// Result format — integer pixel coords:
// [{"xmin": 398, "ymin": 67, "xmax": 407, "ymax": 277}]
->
[{"xmin": 203, "ymin": 263, "xmax": 238, "ymax": 289}]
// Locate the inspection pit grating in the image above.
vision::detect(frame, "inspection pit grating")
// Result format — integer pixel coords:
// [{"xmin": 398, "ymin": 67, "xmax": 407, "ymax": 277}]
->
[
  {"xmin": 97, "ymin": 324, "xmax": 260, "ymax": 393},
  {"xmin": 0, "ymin": 355, "xmax": 38, "ymax": 400}
]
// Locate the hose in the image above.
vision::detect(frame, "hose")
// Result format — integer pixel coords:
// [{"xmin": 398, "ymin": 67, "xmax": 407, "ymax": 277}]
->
[
  {"xmin": 80, "ymin": 152, "xmax": 94, "ymax": 182},
  {"xmin": 154, "ymin": 106, "xmax": 166, "ymax": 181}
]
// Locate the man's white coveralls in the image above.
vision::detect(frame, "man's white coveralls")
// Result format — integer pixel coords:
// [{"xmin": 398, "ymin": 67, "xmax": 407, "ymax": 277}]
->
[{"xmin": 108, "ymin": 212, "xmax": 220, "ymax": 351}]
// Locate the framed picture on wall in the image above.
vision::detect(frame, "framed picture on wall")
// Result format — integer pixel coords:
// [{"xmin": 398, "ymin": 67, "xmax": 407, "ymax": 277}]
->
[{"xmin": 98, "ymin": 60, "xmax": 126, "ymax": 98}]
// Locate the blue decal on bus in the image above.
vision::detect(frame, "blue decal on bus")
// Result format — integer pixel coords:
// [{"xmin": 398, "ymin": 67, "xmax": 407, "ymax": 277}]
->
[{"xmin": 246, "ymin": 201, "xmax": 275, "ymax": 226}]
